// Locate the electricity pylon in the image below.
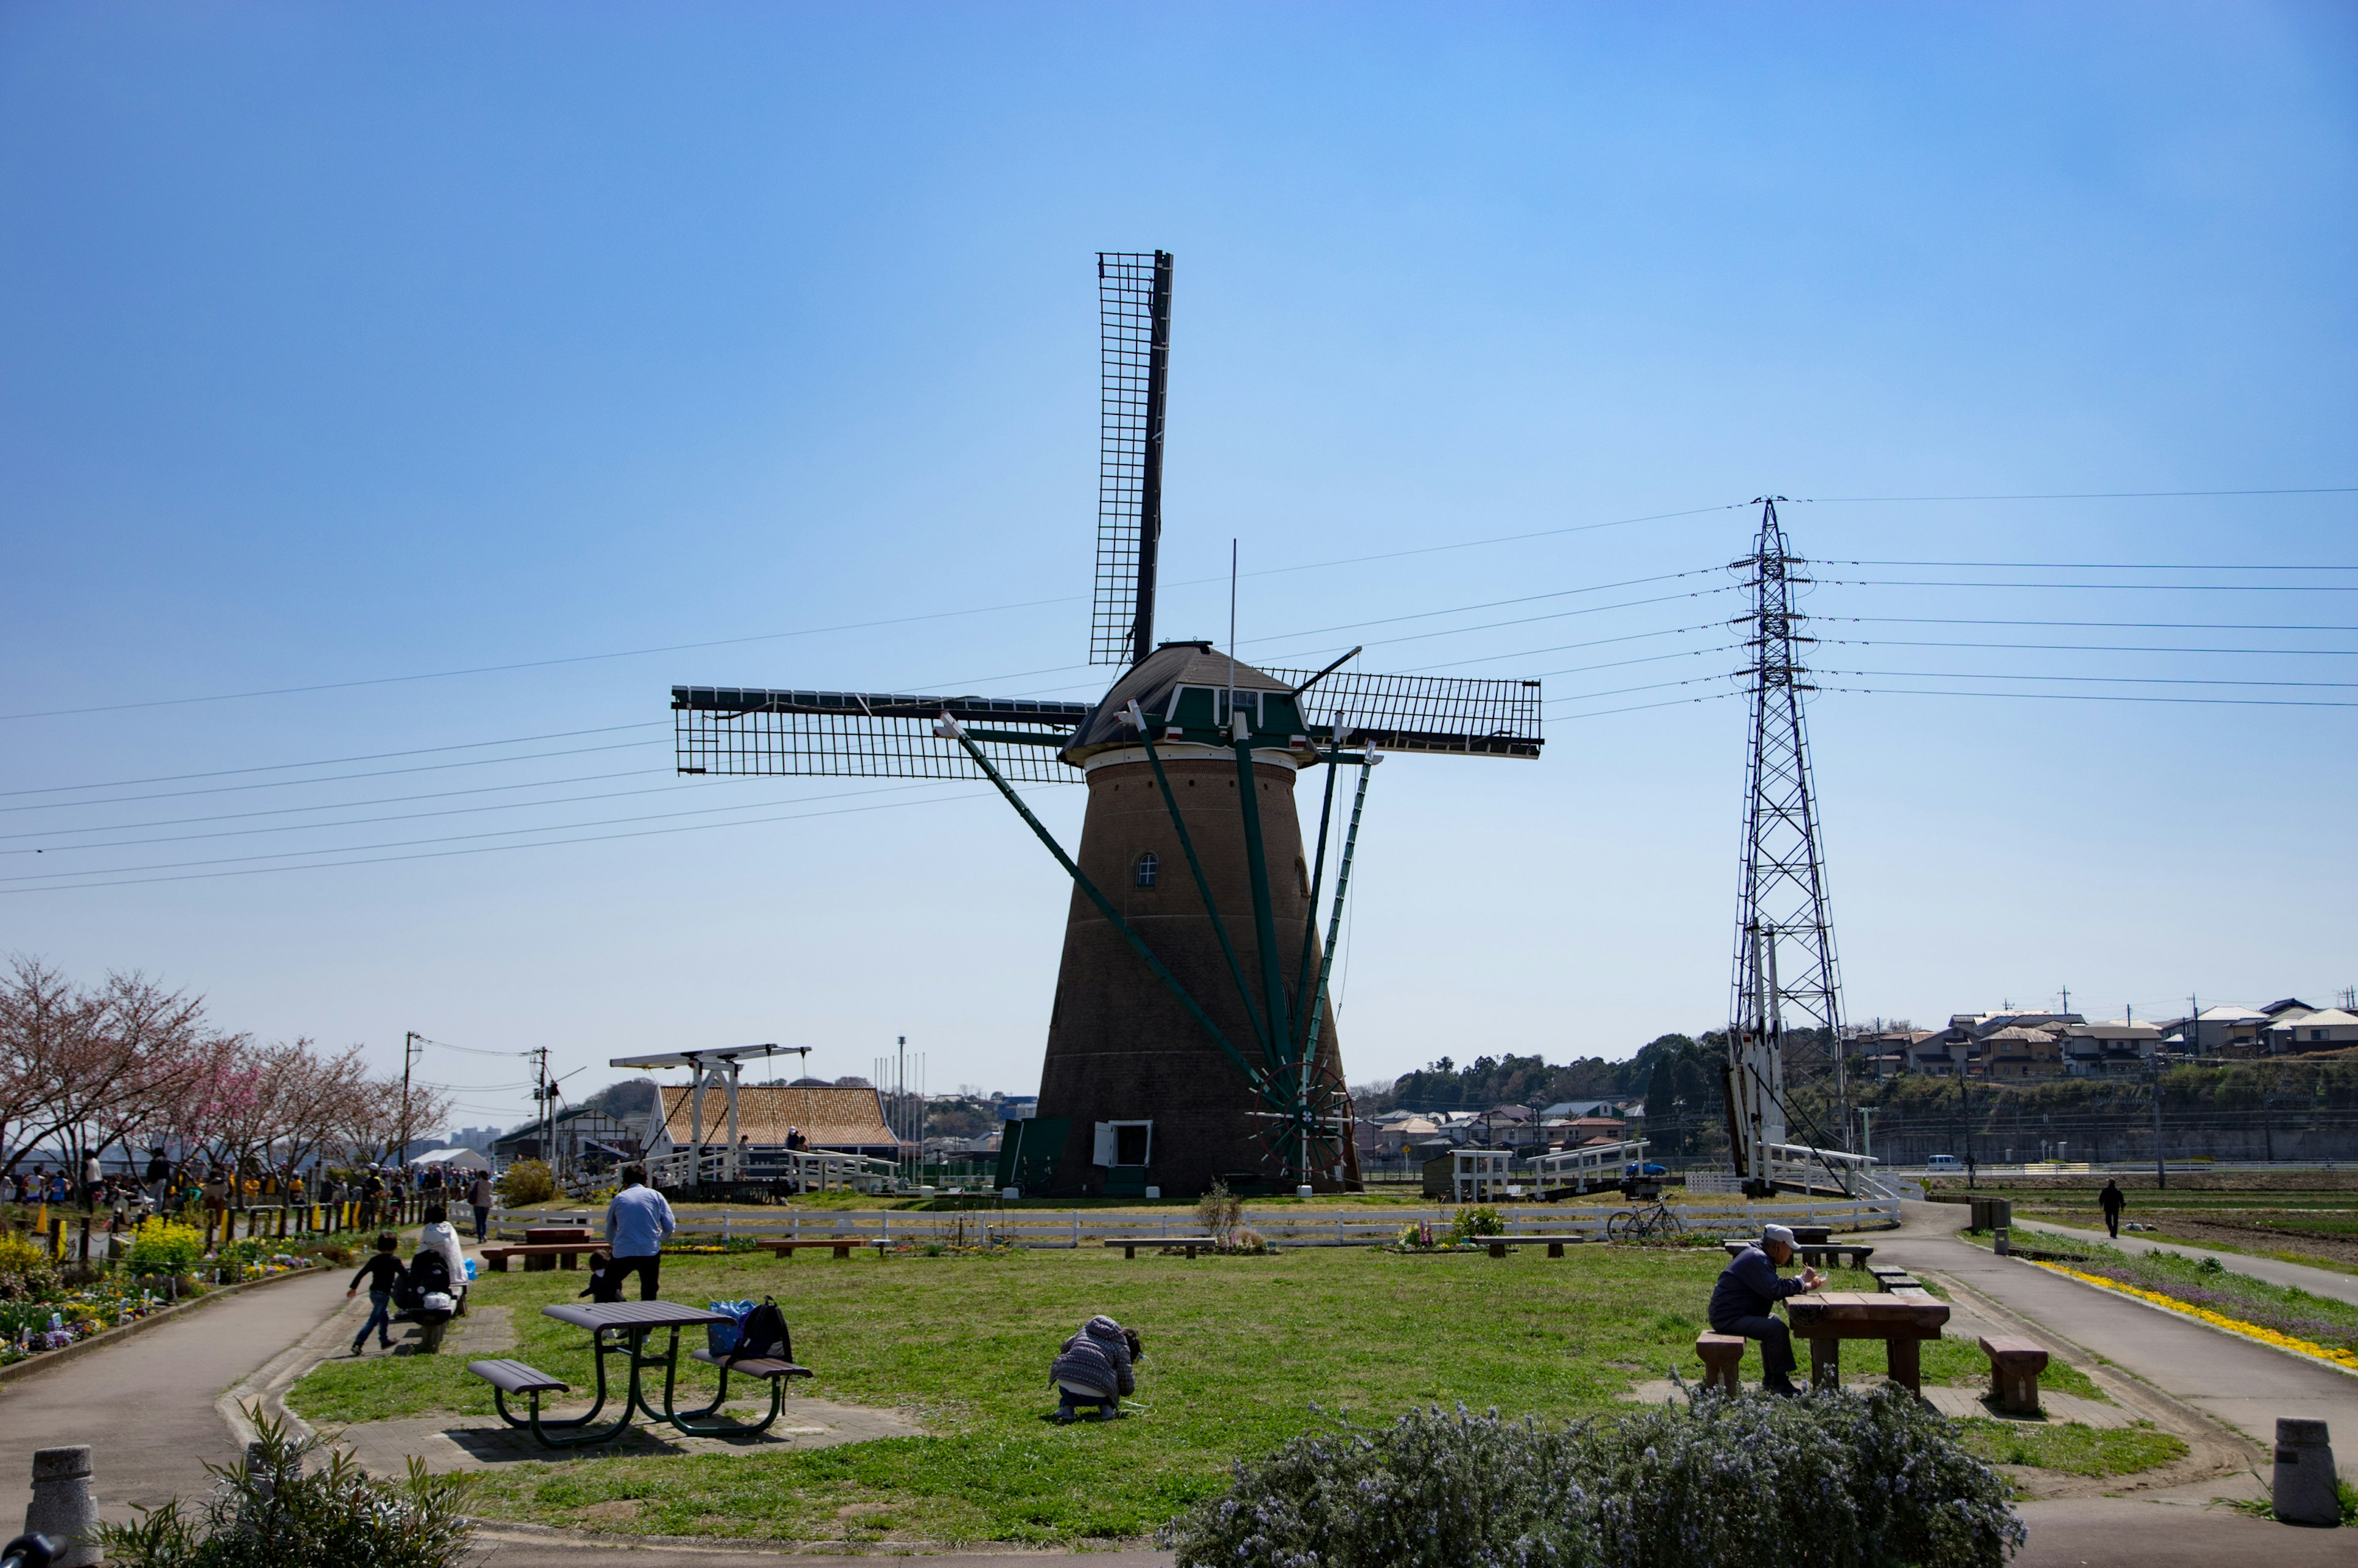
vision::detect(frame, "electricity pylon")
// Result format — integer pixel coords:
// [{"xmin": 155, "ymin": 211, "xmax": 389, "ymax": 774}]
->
[{"xmin": 1725, "ymin": 497, "xmax": 1847, "ymax": 1197}]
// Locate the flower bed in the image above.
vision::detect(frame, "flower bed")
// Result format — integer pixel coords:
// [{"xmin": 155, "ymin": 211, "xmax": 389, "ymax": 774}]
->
[{"xmin": 2034, "ymin": 1259, "xmax": 2358, "ymax": 1372}]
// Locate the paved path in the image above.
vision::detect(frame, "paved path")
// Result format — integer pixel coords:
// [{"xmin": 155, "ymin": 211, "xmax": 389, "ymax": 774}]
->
[
  {"xmin": 1878, "ymin": 1205, "xmax": 2358, "ymax": 1482},
  {"xmin": 2016, "ymin": 1216, "xmax": 2358, "ymax": 1306},
  {"xmin": 0, "ymin": 1268, "xmax": 347, "ymax": 1528}
]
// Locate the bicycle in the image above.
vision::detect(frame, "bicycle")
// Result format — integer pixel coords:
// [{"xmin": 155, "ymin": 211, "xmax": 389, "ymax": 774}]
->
[{"xmin": 1605, "ymin": 1199, "xmax": 1677, "ymax": 1241}]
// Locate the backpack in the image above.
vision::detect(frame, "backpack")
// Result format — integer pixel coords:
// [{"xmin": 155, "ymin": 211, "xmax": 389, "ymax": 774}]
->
[{"xmin": 728, "ymin": 1297, "xmax": 793, "ymax": 1367}]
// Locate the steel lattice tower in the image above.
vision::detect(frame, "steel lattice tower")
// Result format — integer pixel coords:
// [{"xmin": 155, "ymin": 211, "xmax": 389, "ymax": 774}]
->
[{"xmin": 1726, "ymin": 497, "xmax": 1846, "ymax": 1195}]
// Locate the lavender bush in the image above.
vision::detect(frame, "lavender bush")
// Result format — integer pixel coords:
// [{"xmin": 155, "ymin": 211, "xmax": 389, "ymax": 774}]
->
[{"xmin": 1163, "ymin": 1388, "xmax": 2021, "ymax": 1568}]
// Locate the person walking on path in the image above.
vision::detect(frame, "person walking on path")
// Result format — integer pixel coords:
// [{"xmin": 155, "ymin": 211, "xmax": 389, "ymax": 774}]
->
[
  {"xmin": 143, "ymin": 1148, "xmax": 171, "ymax": 1211},
  {"xmin": 1707, "ymin": 1222, "xmax": 1824, "ymax": 1397},
  {"xmin": 468, "ymin": 1170, "xmax": 493, "ymax": 1243},
  {"xmin": 357, "ymin": 1170, "xmax": 384, "ymax": 1232},
  {"xmin": 345, "ymin": 1232, "xmax": 405, "ymax": 1355},
  {"xmin": 601, "ymin": 1164, "xmax": 674, "ymax": 1301},
  {"xmin": 2099, "ymin": 1179, "xmax": 2126, "ymax": 1239}
]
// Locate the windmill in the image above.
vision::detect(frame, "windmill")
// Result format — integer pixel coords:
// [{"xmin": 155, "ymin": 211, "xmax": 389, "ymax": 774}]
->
[{"xmin": 669, "ymin": 252, "xmax": 1546, "ymax": 1198}]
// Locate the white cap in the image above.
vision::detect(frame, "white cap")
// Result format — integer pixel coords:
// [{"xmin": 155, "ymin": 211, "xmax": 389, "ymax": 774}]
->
[{"xmin": 1761, "ymin": 1224, "xmax": 1796, "ymax": 1248}]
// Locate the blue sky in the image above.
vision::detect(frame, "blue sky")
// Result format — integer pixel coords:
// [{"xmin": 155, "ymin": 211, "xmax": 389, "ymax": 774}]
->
[{"xmin": 2, "ymin": 3, "xmax": 2352, "ymax": 1133}]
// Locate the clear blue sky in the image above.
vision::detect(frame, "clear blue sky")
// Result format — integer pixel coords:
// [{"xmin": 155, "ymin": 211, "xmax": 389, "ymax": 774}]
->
[{"xmin": 2, "ymin": 4, "xmax": 2352, "ymax": 1134}]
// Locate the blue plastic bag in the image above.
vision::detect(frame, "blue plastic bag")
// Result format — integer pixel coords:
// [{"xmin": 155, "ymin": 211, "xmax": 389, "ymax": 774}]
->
[{"xmin": 707, "ymin": 1300, "xmax": 755, "ymax": 1356}]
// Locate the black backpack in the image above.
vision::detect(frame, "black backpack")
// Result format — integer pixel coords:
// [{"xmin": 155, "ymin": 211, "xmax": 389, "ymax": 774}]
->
[{"xmin": 728, "ymin": 1297, "xmax": 793, "ymax": 1367}]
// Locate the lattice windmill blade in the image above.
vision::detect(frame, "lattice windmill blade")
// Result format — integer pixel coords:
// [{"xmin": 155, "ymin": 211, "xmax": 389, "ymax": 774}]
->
[
  {"xmin": 671, "ymin": 686, "xmax": 1090, "ymax": 785},
  {"xmin": 1261, "ymin": 668, "xmax": 1544, "ymax": 759},
  {"xmin": 1092, "ymin": 251, "xmax": 1174, "ymax": 667}
]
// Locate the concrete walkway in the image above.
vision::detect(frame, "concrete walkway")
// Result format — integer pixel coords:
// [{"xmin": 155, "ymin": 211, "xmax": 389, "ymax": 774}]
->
[
  {"xmin": 2015, "ymin": 1216, "xmax": 2358, "ymax": 1307},
  {"xmin": 1878, "ymin": 1205, "xmax": 2358, "ymax": 1483},
  {"xmin": 0, "ymin": 1267, "xmax": 348, "ymax": 1529}
]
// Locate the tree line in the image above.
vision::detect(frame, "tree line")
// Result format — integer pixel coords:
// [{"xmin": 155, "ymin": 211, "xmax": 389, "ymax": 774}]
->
[{"xmin": 0, "ymin": 957, "xmax": 449, "ymax": 1189}]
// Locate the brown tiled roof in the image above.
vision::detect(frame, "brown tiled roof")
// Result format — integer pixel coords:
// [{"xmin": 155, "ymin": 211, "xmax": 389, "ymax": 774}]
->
[{"xmin": 655, "ymin": 1085, "xmax": 896, "ymax": 1150}]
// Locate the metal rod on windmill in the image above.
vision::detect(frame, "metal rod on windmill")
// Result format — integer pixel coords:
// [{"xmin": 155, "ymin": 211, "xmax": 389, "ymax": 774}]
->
[{"xmin": 666, "ymin": 250, "xmax": 1548, "ymax": 1198}]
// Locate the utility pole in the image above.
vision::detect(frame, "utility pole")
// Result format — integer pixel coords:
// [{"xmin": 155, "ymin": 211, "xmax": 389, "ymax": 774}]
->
[
  {"xmin": 400, "ymin": 1031, "xmax": 424, "ymax": 1170},
  {"xmin": 2059, "ymin": 984, "xmax": 2070, "ymax": 1017},
  {"xmin": 532, "ymin": 1046, "xmax": 554, "ymax": 1173}
]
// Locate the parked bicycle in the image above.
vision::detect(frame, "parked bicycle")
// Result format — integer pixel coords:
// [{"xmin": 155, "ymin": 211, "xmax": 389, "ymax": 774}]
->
[{"xmin": 1605, "ymin": 1198, "xmax": 1678, "ymax": 1241}]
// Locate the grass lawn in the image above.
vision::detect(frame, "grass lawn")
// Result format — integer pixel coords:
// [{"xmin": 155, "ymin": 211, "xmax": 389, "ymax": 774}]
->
[
  {"xmin": 1955, "ymin": 1418, "xmax": 2185, "ymax": 1478},
  {"xmin": 286, "ymin": 1244, "xmax": 2102, "ymax": 1543},
  {"xmin": 277, "ymin": 1244, "xmax": 1711, "ymax": 1542}
]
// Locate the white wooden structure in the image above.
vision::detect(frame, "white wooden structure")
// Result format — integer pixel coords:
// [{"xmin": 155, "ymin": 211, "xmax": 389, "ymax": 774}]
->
[{"xmin": 611, "ymin": 1042, "xmax": 804, "ymax": 1187}]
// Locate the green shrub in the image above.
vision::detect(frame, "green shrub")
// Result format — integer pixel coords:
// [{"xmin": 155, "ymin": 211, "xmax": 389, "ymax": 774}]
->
[
  {"xmin": 499, "ymin": 1160, "xmax": 556, "ymax": 1206},
  {"xmin": 1450, "ymin": 1205, "xmax": 1506, "ymax": 1241},
  {"xmin": 93, "ymin": 1408, "xmax": 472, "ymax": 1567},
  {"xmin": 1163, "ymin": 1388, "xmax": 2023, "ymax": 1568},
  {"xmin": 1196, "ymin": 1178, "xmax": 1243, "ymax": 1236}
]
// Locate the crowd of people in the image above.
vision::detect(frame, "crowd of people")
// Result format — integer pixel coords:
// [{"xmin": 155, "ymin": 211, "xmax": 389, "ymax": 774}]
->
[{"xmin": 2, "ymin": 1148, "xmax": 497, "ymax": 1242}]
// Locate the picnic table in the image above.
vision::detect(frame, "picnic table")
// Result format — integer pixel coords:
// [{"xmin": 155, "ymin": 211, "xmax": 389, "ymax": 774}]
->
[
  {"xmin": 470, "ymin": 1299, "xmax": 808, "ymax": 1448},
  {"xmin": 1721, "ymin": 1238, "xmax": 1877, "ymax": 1270},
  {"xmin": 1784, "ymin": 1290, "xmax": 1948, "ymax": 1394}
]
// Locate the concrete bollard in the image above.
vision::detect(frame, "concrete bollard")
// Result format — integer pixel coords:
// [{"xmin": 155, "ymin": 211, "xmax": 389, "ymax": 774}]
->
[
  {"xmin": 2272, "ymin": 1418, "xmax": 2340, "ymax": 1526},
  {"xmin": 25, "ymin": 1446, "xmax": 97, "ymax": 1567}
]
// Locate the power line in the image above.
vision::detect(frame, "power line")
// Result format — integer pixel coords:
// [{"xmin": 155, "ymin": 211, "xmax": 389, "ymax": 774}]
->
[
  {"xmin": 0, "ymin": 738, "xmax": 663, "ymax": 815},
  {"xmin": 0, "ymin": 767, "xmax": 662, "ymax": 840},
  {"xmin": 1824, "ymin": 559, "xmax": 2358, "ymax": 571},
  {"xmin": 1822, "ymin": 637, "xmax": 2358, "ymax": 657},
  {"xmin": 1818, "ymin": 667, "xmax": 2358, "ymax": 690},
  {"xmin": 0, "ymin": 778, "xmax": 965, "ymax": 883},
  {"xmin": 1819, "ymin": 578, "xmax": 2358, "ymax": 592},
  {"xmin": 1795, "ymin": 486, "xmax": 2358, "ymax": 502},
  {"xmin": 0, "ymin": 779, "xmax": 1020, "ymax": 896},
  {"xmin": 1393, "ymin": 619, "xmax": 1730, "ymax": 673},
  {"xmin": 1821, "ymin": 683, "xmax": 2358, "ymax": 709},
  {"xmin": 0, "ymin": 723, "xmax": 661, "ymax": 797},
  {"xmin": 1821, "ymin": 616, "xmax": 2357, "ymax": 632}
]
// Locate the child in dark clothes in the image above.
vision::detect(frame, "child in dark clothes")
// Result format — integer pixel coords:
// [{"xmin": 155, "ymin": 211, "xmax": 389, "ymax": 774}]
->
[{"xmin": 580, "ymin": 1251, "xmax": 624, "ymax": 1303}]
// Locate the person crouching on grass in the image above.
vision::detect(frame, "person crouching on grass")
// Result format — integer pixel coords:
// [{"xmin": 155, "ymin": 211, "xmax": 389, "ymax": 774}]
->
[
  {"xmin": 1050, "ymin": 1314, "xmax": 1141, "ymax": 1422},
  {"xmin": 1707, "ymin": 1222, "xmax": 1824, "ymax": 1397}
]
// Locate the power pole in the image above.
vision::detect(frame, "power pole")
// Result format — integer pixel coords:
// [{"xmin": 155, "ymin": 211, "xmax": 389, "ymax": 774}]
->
[
  {"xmin": 400, "ymin": 1031, "xmax": 424, "ymax": 1170},
  {"xmin": 1727, "ymin": 497, "xmax": 1848, "ymax": 1196}
]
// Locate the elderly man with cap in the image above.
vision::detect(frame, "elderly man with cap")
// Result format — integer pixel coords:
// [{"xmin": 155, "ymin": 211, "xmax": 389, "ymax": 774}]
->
[{"xmin": 1708, "ymin": 1222, "xmax": 1824, "ymax": 1396}]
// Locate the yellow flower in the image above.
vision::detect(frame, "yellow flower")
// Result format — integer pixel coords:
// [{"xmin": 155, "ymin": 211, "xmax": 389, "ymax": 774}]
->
[{"xmin": 2033, "ymin": 1262, "xmax": 2358, "ymax": 1371}]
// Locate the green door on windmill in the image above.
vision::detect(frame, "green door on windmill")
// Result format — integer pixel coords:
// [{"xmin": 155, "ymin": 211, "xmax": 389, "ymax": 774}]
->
[{"xmin": 995, "ymin": 1116, "xmax": 1070, "ymax": 1195}]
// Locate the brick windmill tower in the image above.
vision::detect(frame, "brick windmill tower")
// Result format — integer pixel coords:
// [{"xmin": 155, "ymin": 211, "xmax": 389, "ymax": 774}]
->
[{"xmin": 669, "ymin": 252, "xmax": 1546, "ymax": 1197}]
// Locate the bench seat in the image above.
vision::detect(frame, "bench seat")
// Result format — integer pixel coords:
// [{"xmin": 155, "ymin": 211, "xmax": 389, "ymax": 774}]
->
[
  {"xmin": 756, "ymin": 1239, "xmax": 859, "ymax": 1259},
  {"xmin": 1979, "ymin": 1334, "xmax": 2049, "ymax": 1414},
  {"xmin": 1694, "ymin": 1332, "xmax": 1746, "ymax": 1394},
  {"xmin": 1105, "ymin": 1237, "xmax": 1213, "ymax": 1259},
  {"xmin": 688, "ymin": 1347, "xmax": 814, "ymax": 1381},
  {"xmin": 467, "ymin": 1358, "xmax": 569, "ymax": 1395},
  {"xmin": 478, "ymin": 1242, "xmax": 604, "ymax": 1273}
]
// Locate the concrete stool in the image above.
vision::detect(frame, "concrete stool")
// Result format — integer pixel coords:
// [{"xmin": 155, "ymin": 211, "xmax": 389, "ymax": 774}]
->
[
  {"xmin": 1978, "ymin": 1335, "xmax": 2048, "ymax": 1415},
  {"xmin": 1695, "ymin": 1332, "xmax": 1746, "ymax": 1395},
  {"xmin": 25, "ymin": 1445, "xmax": 96, "ymax": 1567},
  {"xmin": 2272, "ymin": 1418, "xmax": 2339, "ymax": 1526}
]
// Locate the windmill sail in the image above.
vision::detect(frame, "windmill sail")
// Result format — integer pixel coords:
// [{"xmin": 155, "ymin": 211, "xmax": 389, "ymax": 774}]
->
[{"xmin": 1092, "ymin": 251, "xmax": 1173, "ymax": 667}]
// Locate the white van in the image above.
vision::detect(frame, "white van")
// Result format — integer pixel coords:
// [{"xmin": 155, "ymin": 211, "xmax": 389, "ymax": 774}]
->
[{"xmin": 1925, "ymin": 1154, "xmax": 1962, "ymax": 1172}]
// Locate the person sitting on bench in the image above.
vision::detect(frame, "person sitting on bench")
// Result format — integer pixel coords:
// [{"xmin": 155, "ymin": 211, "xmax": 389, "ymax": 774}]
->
[
  {"xmin": 1049, "ymin": 1314, "xmax": 1141, "ymax": 1422},
  {"xmin": 1708, "ymin": 1223, "xmax": 1823, "ymax": 1397}
]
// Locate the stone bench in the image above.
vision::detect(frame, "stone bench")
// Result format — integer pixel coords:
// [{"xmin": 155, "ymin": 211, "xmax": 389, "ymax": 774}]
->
[
  {"xmin": 1105, "ymin": 1237, "xmax": 1214, "ymax": 1259},
  {"xmin": 1875, "ymin": 1273, "xmax": 1923, "ymax": 1293},
  {"xmin": 1979, "ymin": 1334, "xmax": 2049, "ymax": 1414},
  {"xmin": 1695, "ymin": 1332, "xmax": 1746, "ymax": 1394}
]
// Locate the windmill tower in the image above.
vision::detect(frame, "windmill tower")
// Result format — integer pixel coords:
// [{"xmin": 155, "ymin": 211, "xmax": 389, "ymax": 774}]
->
[
  {"xmin": 670, "ymin": 252, "xmax": 1546, "ymax": 1198},
  {"xmin": 1724, "ymin": 498, "xmax": 1846, "ymax": 1197}
]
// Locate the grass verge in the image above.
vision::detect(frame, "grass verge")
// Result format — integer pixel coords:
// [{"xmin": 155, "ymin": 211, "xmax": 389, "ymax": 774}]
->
[{"xmin": 1956, "ymin": 1418, "xmax": 2185, "ymax": 1477}]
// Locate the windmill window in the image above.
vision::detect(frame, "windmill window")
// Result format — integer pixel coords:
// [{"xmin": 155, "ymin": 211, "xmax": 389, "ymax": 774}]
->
[{"xmin": 1135, "ymin": 852, "xmax": 1159, "ymax": 888}]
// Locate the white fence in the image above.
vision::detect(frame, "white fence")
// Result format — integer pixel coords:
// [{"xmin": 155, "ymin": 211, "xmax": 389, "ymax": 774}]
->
[{"xmin": 504, "ymin": 1190, "xmax": 1899, "ymax": 1251}]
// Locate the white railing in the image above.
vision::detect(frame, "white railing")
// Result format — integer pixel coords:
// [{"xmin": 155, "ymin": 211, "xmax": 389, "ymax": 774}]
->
[
  {"xmin": 648, "ymin": 1146, "xmax": 900, "ymax": 1193},
  {"xmin": 1529, "ymin": 1139, "xmax": 1651, "ymax": 1197},
  {"xmin": 612, "ymin": 1190, "xmax": 1899, "ymax": 1251}
]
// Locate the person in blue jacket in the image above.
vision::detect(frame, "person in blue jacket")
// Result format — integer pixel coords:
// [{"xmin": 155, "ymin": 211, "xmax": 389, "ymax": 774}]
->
[{"xmin": 1707, "ymin": 1222, "xmax": 1823, "ymax": 1396}]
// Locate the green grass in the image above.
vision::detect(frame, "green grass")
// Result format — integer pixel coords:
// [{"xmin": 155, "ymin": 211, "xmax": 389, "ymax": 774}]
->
[
  {"xmin": 292, "ymin": 1244, "xmax": 1751, "ymax": 1543},
  {"xmin": 287, "ymin": 1246, "xmax": 2111, "ymax": 1543},
  {"xmin": 1955, "ymin": 1418, "xmax": 2185, "ymax": 1477}
]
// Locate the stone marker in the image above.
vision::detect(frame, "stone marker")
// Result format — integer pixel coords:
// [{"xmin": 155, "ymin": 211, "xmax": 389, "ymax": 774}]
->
[
  {"xmin": 23, "ymin": 1446, "xmax": 96, "ymax": 1568},
  {"xmin": 2271, "ymin": 1418, "xmax": 2340, "ymax": 1527}
]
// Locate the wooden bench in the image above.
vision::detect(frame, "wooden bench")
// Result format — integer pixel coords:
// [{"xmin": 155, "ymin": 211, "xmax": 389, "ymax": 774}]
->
[
  {"xmin": 1695, "ymin": 1332, "xmax": 1746, "ymax": 1395},
  {"xmin": 1485, "ymin": 1236, "xmax": 1576, "ymax": 1257},
  {"xmin": 1979, "ymin": 1334, "xmax": 2049, "ymax": 1415},
  {"xmin": 755, "ymin": 1238, "xmax": 860, "ymax": 1260},
  {"xmin": 478, "ymin": 1242, "xmax": 606, "ymax": 1272},
  {"xmin": 1874, "ymin": 1273, "xmax": 1923, "ymax": 1293},
  {"xmin": 1105, "ymin": 1237, "xmax": 1213, "ymax": 1259}
]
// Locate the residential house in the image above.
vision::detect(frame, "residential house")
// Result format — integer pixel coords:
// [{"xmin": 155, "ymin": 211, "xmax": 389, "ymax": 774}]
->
[
  {"xmin": 1980, "ymin": 1027, "xmax": 2063, "ymax": 1079},
  {"xmin": 2267, "ymin": 1008, "xmax": 2358, "ymax": 1054},
  {"xmin": 2060, "ymin": 1019, "xmax": 2160, "ymax": 1076}
]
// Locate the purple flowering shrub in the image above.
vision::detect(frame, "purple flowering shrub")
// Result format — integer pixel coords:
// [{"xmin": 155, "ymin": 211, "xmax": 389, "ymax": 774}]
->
[{"xmin": 1163, "ymin": 1387, "xmax": 2021, "ymax": 1568}]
